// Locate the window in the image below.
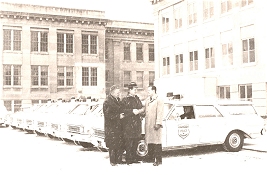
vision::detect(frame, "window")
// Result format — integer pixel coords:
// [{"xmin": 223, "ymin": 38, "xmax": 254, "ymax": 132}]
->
[
  {"xmin": 82, "ymin": 67, "xmax": 98, "ymax": 86},
  {"xmin": 31, "ymin": 66, "xmax": 48, "ymax": 86},
  {"xmin": 219, "ymin": 86, "xmax": 230, "ymax": 99},
  {"xmin": 105, "ymin": 70, "xmax": 110, "ymax": 82},
  {"xmin": 82, "ymin": 34, "xmax": 98, "ymax": 54},
  {"xmin": 241, "ymin": 0, "xmax": 253, "ymax": 7},
  {"xmin": 162, "ymin": 16, "xmax": 169, "ymax": 33},
  {"xmin": 162, "ymin": 57, "xmax": 170, "ymax": 75},
  {"xmin": 57, "ymin": 33, "xmax": 73, "ymax": 53},
  {"xmin": 239, "ymin": 84, "xmax": 252, "ymax": 101},
  {"xmin": 4, "ymin": 100, "xmax": 21, "ymax": 112},
  {"xmin": 136, "ymin": 43, "xmax": 143, "ymax": 61},
  {"xmin": 3, "ymin": 29, "xmax": 21, "ymax": 51},
  {"xmin": 188, "ymin": 3, "xmax": 197, "ymax": 25},
  {"xmin": 203, "ymin": 1, "xmax": 214, "ymax": 20},
  {"xmin": 105, "ymin": 41, "xmax": 109, "ymax": 60},
  {"xmin": 242, "ymin": 38, "xmax": 255, "ymax": 63},
  {"xmin": 31, "ymin": 31, "xmax": 48, "ymax": 52},
  {"xmin": 174, "ymin": 7, "xmax": 182, "ymax": 29},
  {"xmin": 149, "ymin": 71, "xmax": 155, "ymax": 86},
  {"xmin": 149, "ymin": 44, "xmax": 155, "ymax": 61},
  {"xmin": 175, "ymin": 54, "xmax": 183, "ymax": 73},
  {"xmin": 136, "ymin": 71, "xmax": 144, "ymax": 88},
  {"xmin": 14, "ymin": 100, "xmax": 22, "ymax": 112},
  {"xmin": 189, "ymin": 51, "xmax": 198, "ymax": 71},
  {"xmin": 196, "ymin": 105, "xmax": 222, "ymax": 118},
  {"xmin": 221, "ymin": 0, "xmax": 232, "ymax": 14},
  {"xmin": 123, "ymin": 71, "xmax": 131, "ymax": 87},
  {"xmin": 124, "ymin": 43, "xmax": 131, "ymax": 61},
  {"xmin": 205, "ymin": 48, "xmax": 215, "ymax": 69},
  {"xmin": 3, "ymin": 65, "xmax": 21, "ymax": 86},
  {"xmin": 222, "ymin": 43, "xmax": 233, "ymax": 66},
  {"xmin": 4, "ymin": 101, "xmax": 12, "ymax": 111},
  {"xmin": 57, "ymin": 66, "xmax": 73, "ymax": 87}
]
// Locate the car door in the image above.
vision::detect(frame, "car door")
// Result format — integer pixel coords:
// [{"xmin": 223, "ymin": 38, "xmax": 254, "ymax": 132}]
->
[
  {"xmin": 195, "ymin": 105, "xmax": 226, "ymax": 144},
  {"xmin": 164, "ymin": 105, "xmax": 200, "ymax": 147}
]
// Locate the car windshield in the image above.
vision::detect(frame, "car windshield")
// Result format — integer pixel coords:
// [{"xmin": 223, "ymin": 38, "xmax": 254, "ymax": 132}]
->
[
  {"xmin": 219, "ymin": 104, "xmax": 257, "ymax": 115},
  {"xmin": 164, "ymin": 103, "xmax": 173, "ymax": 120},
  {"xmin": 69, "ymin": 104, "xmax": 91, "ymax": 115}
]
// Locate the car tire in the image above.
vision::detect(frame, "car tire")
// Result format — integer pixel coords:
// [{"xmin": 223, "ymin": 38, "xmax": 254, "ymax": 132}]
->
[
  {"xmin": 11, "ymin": 126, "xmax": 16, "ymax": 129},
  {"xmin": 222, "ymin": 130, "xmax": 244, "ymax": 152},
  {"xmin": 5, "ymin": 124, "xmax": 9, "ymax": 127},
  {"xmin": 35, "ymin": 130, "xmax": 44, "ymax": 136},
  {"xmin": 25, "ymin": 129, "xmax": 34, "ymax": 134},
  {"xmin": 80, "ymin": 141, "xmax": 94, "ymax": 148},
  {"xmin": 47, "ymin": 134, "xmax": 55, "ymax": 139},
  {"xmin": 62, "ymin": 138, "xmax": 72, "ymax": 143},
  {"xmin": 136, "ymin": 139, "xmax": 148, "ymax": 157}
]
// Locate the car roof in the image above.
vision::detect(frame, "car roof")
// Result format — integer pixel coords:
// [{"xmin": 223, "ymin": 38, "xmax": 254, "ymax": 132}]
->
[{"xmin": 165, "ymin": 99, "xmax": 253, "ymax": 106}]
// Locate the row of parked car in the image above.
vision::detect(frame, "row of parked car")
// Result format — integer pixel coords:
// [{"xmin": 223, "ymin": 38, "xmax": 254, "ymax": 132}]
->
[{"xmin": 1, "ymin": 97, "xmax": 266, "ymax": 157}]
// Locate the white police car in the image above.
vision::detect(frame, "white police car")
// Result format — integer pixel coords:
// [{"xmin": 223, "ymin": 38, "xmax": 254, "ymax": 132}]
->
[{"xmin": 136, "ymin": 99, "xmax": 265, "ymax": 157}]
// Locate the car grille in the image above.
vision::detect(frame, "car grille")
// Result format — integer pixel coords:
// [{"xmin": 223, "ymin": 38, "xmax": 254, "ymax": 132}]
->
[
  {"xmin": 26, "ymin": 120, "xmax": 33, "ymax": 125},
  {"xmin": 38, "ymin": 121, "xmax": 45, "ymax": 127},
  {"xmin": 51, "ymin": 123, "xmax": 59, "ymax": 130},
  {"xmin": 67, "ymin": 125, "xmax": 80, "ymax": 133},
  {"xmin": 93, "ymin": 128, "xmax": 105, "ymax": 138},
  {"xmin": 17, "ymin": 119, "xmax": 22, "ymax": 124}
]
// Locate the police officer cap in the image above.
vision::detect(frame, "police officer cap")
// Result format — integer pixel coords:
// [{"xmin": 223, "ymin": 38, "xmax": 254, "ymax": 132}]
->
[
  {"xmin": 128, "ymin": 82, "xmax": 138, "ymax": 89},
  {"xmin": 110, "ymin": 85, "xmax": 120, "ymax": 93}
]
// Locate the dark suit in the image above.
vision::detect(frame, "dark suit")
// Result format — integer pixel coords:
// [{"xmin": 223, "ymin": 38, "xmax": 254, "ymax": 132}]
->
[
  {"xmin": 121, "ymin": 94, "xmax": 143, "ymax": 164},
  {"xmin": 103, "ymin": 95, "xmax": 123, "ymax": 164}
]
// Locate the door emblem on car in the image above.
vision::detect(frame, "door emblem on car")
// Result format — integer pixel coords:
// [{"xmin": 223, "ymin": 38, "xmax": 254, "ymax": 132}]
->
[{"xmin": 178, "ymin": 124, "xmax": 190, "ymax": 139}]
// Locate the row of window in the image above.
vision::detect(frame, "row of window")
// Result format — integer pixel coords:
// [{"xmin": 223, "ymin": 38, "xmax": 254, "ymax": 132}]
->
[
  {"xmin": 3, "ymin": 29, "xmax": 98, "ymax": 54},
  {"xmin": 162, "ymin": 38, "xmax": 255, "ymax": 75},
  {"xmin": 162, "ymin": 0, "xmax": 253, "ymax": 33},
  {"xmin": 3, "ymin": 65, "xmax": 97, "ymax": 87},
  {"xmin": 123, "ymin": 43, "xmax": 154, "ymax": 62},
  {"xmin": 123, "ymin": 71, "xmax": 155, "ymax": 88},
  {"xmin": 219, "ymin": 84, "xmax": 252, "ymax": 101}
]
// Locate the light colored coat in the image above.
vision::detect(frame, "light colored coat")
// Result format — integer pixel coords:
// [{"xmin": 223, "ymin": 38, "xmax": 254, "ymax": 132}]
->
[{"xmin": 144, "ymin": 94, "xmax": 164, "ymax": 144}]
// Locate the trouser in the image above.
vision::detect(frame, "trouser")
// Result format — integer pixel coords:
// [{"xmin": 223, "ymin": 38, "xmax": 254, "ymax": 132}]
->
[
  {"xmin": 109, "ymin": 148, "xmax": 123, "ymax": 164},
  {"xmin": 145, "ymin": 143, "xmax": 162, "ymax": 164},
  {"xmin": 124, "ymin": 138, "xmax": 139, "ymax": 164}
]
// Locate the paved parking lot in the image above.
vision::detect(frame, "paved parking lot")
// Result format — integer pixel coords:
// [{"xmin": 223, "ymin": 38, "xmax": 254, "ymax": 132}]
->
[{"xmin": 0, "ymin": 125, "xmax": 266, "ymax": 175}]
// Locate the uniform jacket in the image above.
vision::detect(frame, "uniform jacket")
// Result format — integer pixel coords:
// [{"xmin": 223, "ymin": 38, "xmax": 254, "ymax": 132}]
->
[
  {"xmin": 103, "ymin": 95, "xmax": 123, "ymax": 145},
  {"xmin": 121, "ymin": 94, "xmax": 143, "ymax": 138},
  {"xmin": 144, "ymin": 94, "xmax": 164, "ymax": 144}
]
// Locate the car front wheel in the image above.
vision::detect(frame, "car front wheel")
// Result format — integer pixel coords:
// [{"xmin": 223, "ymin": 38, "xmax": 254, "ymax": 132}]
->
[
  {"xmin": 136, "ymin": 139, "xmax": 148, "ymax": 157},
  {"xmin": 223, "ymin": 131, "xmax": 244, "ymax": 152}
]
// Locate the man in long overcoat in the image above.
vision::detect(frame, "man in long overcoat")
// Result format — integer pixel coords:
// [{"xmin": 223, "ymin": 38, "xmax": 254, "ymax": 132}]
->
[
  {"xmin": 139, "ymin": 85, "xmax": 164, "ymax": 166},
  {"xmin": 121, "ymin": 82, "xmax": 143, "ymax": 165},
  {"xmin": 103, "ymin": 85, "xmax": 124, "ymax": 166}
]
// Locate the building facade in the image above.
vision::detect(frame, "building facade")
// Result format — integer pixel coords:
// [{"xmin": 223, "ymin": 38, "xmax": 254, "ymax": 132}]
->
[
  {"xmin": 0, "ymin": 2, "xmax": 154, "ymax": 112},
  {"xmin": 151, "ymin": 0, "xmax": 267, "ymax": 115},
  {"xmin": 105, "ymin": 21, "xmax": 154, "ymax": 100}
]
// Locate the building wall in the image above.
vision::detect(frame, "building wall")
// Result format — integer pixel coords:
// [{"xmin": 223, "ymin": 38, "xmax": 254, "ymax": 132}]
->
[
  {"xmin": 105, "ymin": 21, "xmax": 155, "ymax": 100},
  {"xmin": 152, "ymin": 0, "xmax": 267, "ymax": 115},
  {"xmin": 0, "ymin": 3, "xmax": 107, "ymax": 112}
]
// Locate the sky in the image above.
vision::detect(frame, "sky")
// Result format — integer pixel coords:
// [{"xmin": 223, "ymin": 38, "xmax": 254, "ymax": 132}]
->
[{"xmin": 0, "ymin": 0, "xmax": 154, "ymax": 23}]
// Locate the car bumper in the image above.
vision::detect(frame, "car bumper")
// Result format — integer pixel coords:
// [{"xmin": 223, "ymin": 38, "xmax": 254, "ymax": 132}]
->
[{"xmin": 73, "ymin": 133, "xmax": 93, "ymax": 143}]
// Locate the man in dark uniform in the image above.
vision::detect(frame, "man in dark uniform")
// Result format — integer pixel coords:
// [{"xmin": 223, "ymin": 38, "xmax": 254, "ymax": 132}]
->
[
  {"xmin": 121, "ymin": 82, "xmax": 143, "ymax": 165},
  {"xmin": 103, "ymin": 85, "xmax": 124, "ymax": 166}
]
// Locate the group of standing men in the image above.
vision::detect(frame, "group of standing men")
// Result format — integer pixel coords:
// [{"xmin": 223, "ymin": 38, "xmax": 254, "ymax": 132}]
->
[{"xmin": 103, "ymin": 82, "xmax": 164, "ymax": 166}]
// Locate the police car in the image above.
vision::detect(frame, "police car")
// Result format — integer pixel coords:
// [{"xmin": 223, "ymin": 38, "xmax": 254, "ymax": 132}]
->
[{"xmin": 136, "ymin": 98, "xmax": 265, "ymax": 157}]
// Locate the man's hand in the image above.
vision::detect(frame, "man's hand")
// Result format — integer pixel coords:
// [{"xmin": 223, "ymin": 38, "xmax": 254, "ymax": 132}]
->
[
  {"xmin": 133, "ymin": 109, "xmax": 139, "ymax": 115},
  {"xmin": 120, "ymin": 113, "xmax": 125, "ymax": 119},
  {"xmin": 154, "ymin": 124, "xmax": 161, "ymax": 130}
]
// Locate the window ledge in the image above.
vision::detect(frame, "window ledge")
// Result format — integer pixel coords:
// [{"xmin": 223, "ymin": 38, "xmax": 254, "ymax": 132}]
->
[
  {"xmin": 3, "ymin": 86, "xmax": 22, "ymax": 89},
  {"xmin": 57, "ymin": 86, "xmax": 74, "ymax": 89},
  {"xmin": 3, "ymin": 50, "xmax": 22, "ymax": 54},
  {"xmin": 31, "ymin": 86, "xmax": 49, "ymax": 89},
  {"xmin": 82, "ymin": 53, "xmax": 98, "ymax": 56},
  {"xmin": 31, "ymin": 52, "xmax": 49, "ymax": 55},
  {"xmin": 57, "ymin": 53, "xmax": 74, "ymax": 56}
]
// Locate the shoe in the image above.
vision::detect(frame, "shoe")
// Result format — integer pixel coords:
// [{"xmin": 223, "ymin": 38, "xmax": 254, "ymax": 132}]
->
[
  {"xmin": 110, "ymin": 163, "xmax": 117, "ymax": 166},
  {"xmin": 153, "ymin": 162, "xmax": 162, "ymax": 166}
]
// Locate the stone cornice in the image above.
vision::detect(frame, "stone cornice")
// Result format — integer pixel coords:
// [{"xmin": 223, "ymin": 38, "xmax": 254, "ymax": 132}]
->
[
  {"xmin": 105, "ymin": 27, "xmax": 154, "ymax": 36},
  {"xmin": 0, "ymin": 11, "xmax": 108, "ymax": 26}
]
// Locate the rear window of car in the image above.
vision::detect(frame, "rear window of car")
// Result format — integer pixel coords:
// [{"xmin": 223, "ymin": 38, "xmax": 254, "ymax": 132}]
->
[{"xmin": 219, "ymin": 104, "xmax": 257, "ymax": 115}]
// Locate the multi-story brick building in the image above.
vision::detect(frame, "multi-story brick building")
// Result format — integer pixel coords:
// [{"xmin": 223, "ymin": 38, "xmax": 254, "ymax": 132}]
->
[
  {"xmin": 105, "ymin": 20, "xmax": 154, "ymax": 99},
  {"xmin": 0, "ymin": 2, "xmax": 154, "ymax": 112},
  {"xmin": 151, "ymin": 0, "xmax": 267, "ymax": 115}
]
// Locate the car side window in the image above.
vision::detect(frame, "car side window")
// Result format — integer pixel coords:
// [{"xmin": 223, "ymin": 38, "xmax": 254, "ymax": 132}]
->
[
  {"xmin": 196, "ymin": 105, "xmax": 223, "ymax": 118},
  {"xmin": 168, "ymin": 106, "xmax": 184, "ymax": 120}
]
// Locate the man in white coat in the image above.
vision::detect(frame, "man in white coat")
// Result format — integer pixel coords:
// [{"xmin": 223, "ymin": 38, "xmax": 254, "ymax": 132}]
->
[{"xmin": 135, "ymin": 85, "xmax": 164, "ymax": 166}]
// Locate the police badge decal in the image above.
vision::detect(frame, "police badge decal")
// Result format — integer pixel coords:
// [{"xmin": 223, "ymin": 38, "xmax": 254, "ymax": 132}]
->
[{"xmin": 178, "ymin": 124, "xmax": 190, "ymax": 139}]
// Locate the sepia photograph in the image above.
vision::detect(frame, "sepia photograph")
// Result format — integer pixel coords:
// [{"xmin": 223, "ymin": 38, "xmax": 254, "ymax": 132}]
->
[{"xmin": 0, "ymin": 0, "xmax": 266, "ymax": 174}]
